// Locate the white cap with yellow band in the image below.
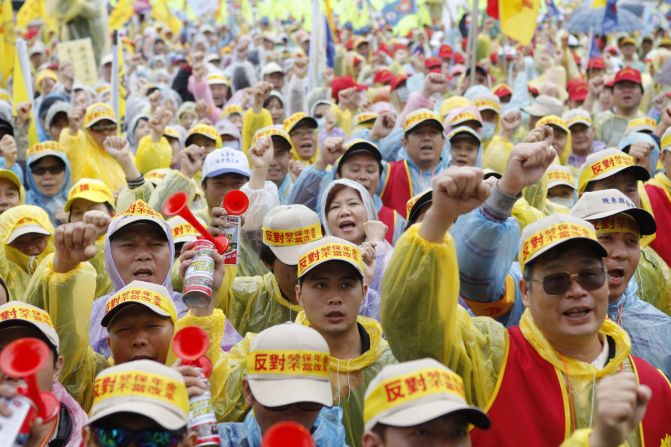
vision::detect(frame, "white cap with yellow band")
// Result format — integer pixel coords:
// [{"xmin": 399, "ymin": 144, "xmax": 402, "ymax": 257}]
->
[
  {"xmin": 101, "ymin": 280, "xmax": 177, "ymax": 327},
  {"xmin": 404, "ymin": 109, "xmax": 444, "ymax": 134},
  {"xmin": 661, "ymin": 127, "xmax": 671, "ymax": 152},
  {"xmin": 563, "ymin": 109, "xmax": 592, "ymax": 128},
  {"xmin": 519, "ymin": 214, "xmax": 607, "ymax": 271},
  {"xmin": 297, "ymin": 236, "xmax": 364, "ymax": 280},
  {"xmin": 363, "ymin": 358, "xmax": 490, "ymax": 432},
  {"xmin": 6, "ymin": 213, "xmax": 53, "ymax": 244},
  {"xmin": 0, "ymin": 302, "xmax": 60, "ymax": 351},
  {"xmin": 536, "ymin": 115, "xmax": 569, "ymax": 134},
  {"xmin": 185, "ymin": 123, "xmax": 222, "ymax": 147},
  {"xmin": 168, "ymin": 215, "xmax": 203, "ymax": 245},
  {"xmin": 84, "ymin": 103, "xmax": 117, "ymax": 128},
  {"xmin": 252, "ymin": 125, "xmax": 293, "ymax": 150},
  {"xmin": 547, "ymin": 165, "xmax": 576, "ymax": 190},
  {"xmin": 26, "ymin": 141, "xmax": 67, "ymax": 165},
  {"xmin": 625, "ymin": 116, "xmax": 656, "ymax": 135},
  {"xmin": 473, "ymin": 95, "xmax": 501, "ymax": 114},
  {"xmin": 87, "ymin": 359, "xmax": 190, "ymax": 430},
  {"xmin": 570, "ymin": 189, "xmax": 656, "ymax": 236},
  {"xmin": 64, "ymin": 178, "xmax": 115, "ymax": 212},
  {"xmin": 577, "ymin": 148, "xmax": 650, "ymax": 194},
  {"xmin": 247, "ymin": 323, "xmax": 333, "ymax": 408},
  {"xmin": 262, "ymin": 205, "xmax": 323, "ymax": 265},
  {"xmin": 109, "ymin": 200, "xmax": 168, "ymax": 237}
]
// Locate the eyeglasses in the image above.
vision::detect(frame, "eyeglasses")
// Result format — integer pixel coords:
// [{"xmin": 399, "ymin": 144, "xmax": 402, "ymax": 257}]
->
[
  {"xmin": 90, "ymin": 123, "xmax": 117, "ymax": 133},
  {"xmin": 261, "ymin": 401, "xmax": 323, "ymax": 412},
  {"xmin": 30, "ymin": 164, "xmax": 65, "ymax": 176},
  {"xmin": 92, "ymin": 427, "xmax": 185, "ymax": 447},
  {"xmin": 530, "ymin": 266, "xmax": 606, "ymax": 295}
]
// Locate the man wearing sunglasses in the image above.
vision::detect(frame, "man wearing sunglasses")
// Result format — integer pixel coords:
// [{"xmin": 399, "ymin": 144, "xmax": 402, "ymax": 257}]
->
[
  {"xmin": 382, "ymin": 166, "xmax": 671, "ymax": 445},
  {"xmin": 570, "ymin": 189, "xmax": 671, "ymax": 377},
  {"xmin": 83, "ymin": 359, "xmax": 196, "ymax": 447},
  {"xmin": 219, "ymin": 323, "xmax": 346, "ymax": 446}
]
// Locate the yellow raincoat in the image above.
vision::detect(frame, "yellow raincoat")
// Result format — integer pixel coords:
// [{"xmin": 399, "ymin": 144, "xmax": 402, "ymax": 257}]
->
[
  {"xmin": 23, "ymin": 254, "xmax": 235, "ymax": 415},
  {"xmin": 0, "ymin": 205, "xmax": 55, "ymax": 299},
  {"xmin": 59, "ymin": 129, "xmax": 127, "ymax": 192},
  {"xmin": 381, "ymin": 225, "xmax": 656, "ymax": 445},
  {"xmin": 135, "ymin": 135, "xmax": 173, "ymax": 174},
  {"xmin": 483, "ymin": 135, "xmax": 513, "ymax": 174},
  {"xmin": 242, "ymin": 108, "xmax": 273, "ymax": 153}
]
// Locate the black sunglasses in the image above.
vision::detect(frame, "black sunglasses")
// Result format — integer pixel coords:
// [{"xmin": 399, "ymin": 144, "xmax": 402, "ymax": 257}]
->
[
  {"xmin": 91, "ymin": 426, "xmax": 185, "ymax": 447},
  {"xmin": 90, "ymin": 123, "xmax": 117, "ymax": 133},
  {"xmin": 530, "ymin": 266, "xmax": 606, "ymax": 295},
  {"xmin": 31, "ymin": 164, "xmax": 65, "ymax": 176}
]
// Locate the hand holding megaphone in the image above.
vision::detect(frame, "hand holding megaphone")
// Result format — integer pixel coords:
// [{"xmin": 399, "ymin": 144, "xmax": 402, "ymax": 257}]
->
[{"xmin": 163, "ymin": 192, "xmax": 229, "ymax": 254}]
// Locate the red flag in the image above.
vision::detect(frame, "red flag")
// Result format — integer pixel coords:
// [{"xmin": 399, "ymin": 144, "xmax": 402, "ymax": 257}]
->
[{"xmin": 487, "ymin": 0, "xmax": 499, "ymax": 19}]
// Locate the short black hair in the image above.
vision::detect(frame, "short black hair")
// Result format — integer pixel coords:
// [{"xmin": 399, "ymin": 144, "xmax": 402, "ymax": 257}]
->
[{"xmin": 259, "ymin": 243, "xmax": 277, "ymax": 267}]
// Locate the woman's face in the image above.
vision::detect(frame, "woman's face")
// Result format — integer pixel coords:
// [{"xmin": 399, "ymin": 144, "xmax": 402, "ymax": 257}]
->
[
  {"xmin": 30, "ymin": 156, "xmax": 66, "ymax": 197},
  {"xmin": 180, "ymin": 111, "xmax": 197, "ymax": 130},
  {"xmin": 266, "ymin": 97, "xmax": 284, "ymax": 125},
  {"xmin": 134, "ymin": 119, "xmax": 150, "ymax": 145},
  {"xmin": 326, "ymin": 187, "xmax": 367, "ymax": 245}
]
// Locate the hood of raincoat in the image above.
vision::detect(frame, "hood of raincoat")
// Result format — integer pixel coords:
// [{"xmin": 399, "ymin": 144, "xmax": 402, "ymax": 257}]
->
[
  {"xmin": 52, "ymin": 381, "xmax": 87, "ymax": 447},
  {"xmin": 319, "ymin": 179, "xmax": 377, "ymax": 238},
  {"xmin": 126, "ymin": 113, "xmax": 150, "ymax": 151},
  {"xmin": 0, "ymin": 204, "xmax": 55, "ymax": 275},
  {"xmin": 25, "ymin": 151, "xmax": 72, "ymax": 226}
]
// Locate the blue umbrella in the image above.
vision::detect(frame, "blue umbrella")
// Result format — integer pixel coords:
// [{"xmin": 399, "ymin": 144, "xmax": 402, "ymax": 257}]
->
[{"xmin": 566, "ymin": 7, "xmax": 643, "ymax": 34}]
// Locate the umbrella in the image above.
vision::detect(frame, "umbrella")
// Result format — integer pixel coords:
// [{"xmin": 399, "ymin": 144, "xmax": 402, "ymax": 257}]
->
[{"xmin": 566, "ymin": 7, "xmax": 643, "ymax": 34}]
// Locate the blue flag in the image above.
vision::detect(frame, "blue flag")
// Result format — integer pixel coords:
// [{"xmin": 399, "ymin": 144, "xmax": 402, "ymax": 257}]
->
[
  {"xmin": 604, "ymin": 0, "xmax": 618, "ymax": 26},
  {"xmin": 325, "ymin": 16, "xmax": 335, "ymax": 69},
  {"xmin": 381, "ymin": 0, "xmax": 417, "ymax": 27},
  {"xmin": 589, "ymin": 35, "xmax": 602, "ymax": 59}
]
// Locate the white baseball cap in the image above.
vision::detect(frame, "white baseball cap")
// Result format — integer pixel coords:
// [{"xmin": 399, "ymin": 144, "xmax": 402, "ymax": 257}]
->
[
  {"xmin": 547, "ymin": 165, "xmax": 576, "ymax": 190},
  {"xmin": 296, "ymin": 236, "xmax": 364, "ymax": 280},
  {"xmin": 570, "ymin": 189, "xmax": 656, "ymax": 236},
  {"xmin": 101, "ymin": 281, "xmax": 177, "ymax": 327},
  {"xmin": 0, "ymin": 302, "xmax": 60, "ymax": 351},
  {"xmin": 247, "ymin": 323, "xmax": 333, "ymax": 408},
  {"xmin": 262, "ymin": 62, "xmax": 285, "ymax": 77},
  {"xmin": 262, "ymin": 205, "xmax": 322, "ymax": 265},
  {"xmin": 202, "ymin": 147, "xmax": 251, "ymax": 179},
  {"xmin": 363, "ymin": 358, "xmax": 490, "ymax": 432}
]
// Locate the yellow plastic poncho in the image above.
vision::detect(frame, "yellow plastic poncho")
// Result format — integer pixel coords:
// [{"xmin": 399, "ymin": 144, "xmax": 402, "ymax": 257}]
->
[
  {"xmin": 0, "ymin": 205, "xmax": 55, "ymax": 298},
  {"xmin": 59, "ymin": 129, "xmax": 127, "ymax": 192},
  {"xmin": 483, "ymin": 135, "xmax": 513, "ymax": 174},
  {"xmin": 636, "ymin": 246, "xmax": 671, "ymax": 316},
  {"xmin": 381, "ymin": 225, "xmax": 648, "ymax": 445},
  {"xmin": 135, "ymin": 135, "xmax": 173, "ymax": 174},
  {"xmin": 90, "ymin": 237, "xmax": 113, "ymax": 299},
  {"xmin": 242, "ymin": 108, "xmax": 273, "ymax": 153},
  {"xmin": 295, "ymin": 311, "xmax": 396, "ymax": 447}
]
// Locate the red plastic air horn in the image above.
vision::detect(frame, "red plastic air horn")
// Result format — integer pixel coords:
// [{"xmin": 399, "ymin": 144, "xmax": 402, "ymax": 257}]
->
[
  {"xmin": 172, "ymin": 326, "xmax": 212, "ymax": 378},
  {"xmin": 222, "ymin": 190, "xmax": 249, "ymax": 215},
  {"xmin": 0, "ymin": 338, "xmax": 59, "ymax": 428},
  {"xmin": 262, "ymin": 421, "xmax": 315, "ymax": 447},
  {"xmin": 162, "ymin": 192, "xmax": 229, "ymax": 254}
]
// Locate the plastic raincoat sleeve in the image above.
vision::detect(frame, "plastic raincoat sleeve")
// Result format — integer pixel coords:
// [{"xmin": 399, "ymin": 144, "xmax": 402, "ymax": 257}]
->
[
  {"xmin": 636, "ymin": 246, "xmax": 671, "ymax": 316},
  {"xmin": 135, "ymin": 135, "xmax": 173, "ymax": 174},
  {"xmin": 240, "ymin": 181, "xmax": 280, "ymax": 232},
  {"xmin": 286, "ymin": 75, "xmax": 307, "ymax": 116},
  {"xmin": 380, "ymin": 225, "xmax": 508, "ymax": 408},
  {"xmin": 90, "ymin": 238, "xmax": 113, "ymax": 299},
  {"xmin": 507, "ymin": 72, "xmax": 530, "ymax": 114},
  {"xmin": 168, "ymin": 309, "xmax": 239, "ymax": 422},
  {"xmin": 288, "ymin": 165, "xmax": 331, "ymax": 212},
  {"xmin": 148, "ymin": 170, "xmax": 199, "ymax": 215},
  {"xmin": 482, "ymin": 135, "xmax": 513, "ymax": 174},
  {"xmin": 59, "ymin": 130, "xmax": 88, "ymax": 183},
  {"xmin": 216, "ymin": 333, "xmax": 254, "ymax": 422},
  {"xmin": 452, "ymin": 207, "xmax": 521, "ymax": 304},
  {"xmin": 511, "ymin": 197, "xmax": 546, "ymax": 231},
  {"xmin": 116, "ymin": 180, "xmax": 155, "ymax": 211},
  {"xmin": 0, "ymin": 242, "xmax": 30, "ymax": 301},
  {"xmin": 22, "ymin": 254, "xmax": 109, "ymax": 411},
  {"xmin": 332, "ymin": 105, "xmax": 353, "ymax": 136},
  {"xmin": 241, "ymin": 108, "xmax": 273, "ymax": 153}
]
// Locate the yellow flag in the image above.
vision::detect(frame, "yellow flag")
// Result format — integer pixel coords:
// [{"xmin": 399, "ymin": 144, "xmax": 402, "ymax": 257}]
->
[
  {"xmin": 109, "ymin": 0, "xmax": 135, "ymax": 30},
  {"xmin": 151, "ymin": 0, "xmax": 182, "ymax": 37},
  {"xmin": 0, "ymin": 0, "xmax": 14, "ymax": 89},
  {"xmin": 499, "ymin": 0, "xmax": 540, "ymax": 45}
]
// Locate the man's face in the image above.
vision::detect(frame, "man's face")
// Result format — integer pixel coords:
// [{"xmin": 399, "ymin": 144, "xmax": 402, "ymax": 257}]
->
[
  {"xmin": 620, "ymin": 43, "xmax": 636, "ymax": 58},
  {"xmin": 403, "ymin": 123, "xmax": 445, "ymax": 170},
  {"xmin": 569, "ymin": 124, "xmax": 593, "ymax": 156},
  {"xmin": 243, "ymin": 380, "xmax": 321, "ymax": 435},
  {"xmin": 189, "ymin": 135, "xmax": 217, "ymax": 154},
  {"xmin": 0, "ymin": 178, "xmax": 20, "ymax": 214},
  {"xmin": 613, "ymin": 81, "xmax": 642, "ymax": 111},
  {"xmin": 0, "ymin": 326, "xmax": 61, "ymax": 392},
  {"xmin": 588, "ymin": 171, "xmax": 640, "ymax": 206},
  {"xmin": 48, "ymin": 113, "xmax": 69, "ymax": 141},
  {"xmin": 363, "ymin": 414, "xmax": 472, "ymax": 447},
  {"xmin": 106, "ymin": 304, "xmax": 173, "ymax": 364},
  {"xmin": 264, "ymin": 72, "xmax": 285, "ymax": 91},
  {"xmin": 521, "ymin": 246, "xmax": 608, "ymax": 349},
  {"xmin": 267, "ymin": 141, "xmax": 291, "ymax": 185},
  {"xmin": 30, "ymin": 52, "xmax": 45, "ymax": 69},
  {"xmin": 10, "ymin": 233, "xmax": 48, "ymax": 257},
  {"xmin": 30, "ymin": 156, "xmax": 66, "ymax": 197},
  {"xmin": 449, "ymin": 137, "xmax": 479, "ymax": 167},
  {"xmin": 595, "ymin": 223, "xmax": 641, "ymax": 301},
  {"xmin": 547, "ymin": 185, "xmax": 574, "ymax": 200},
  {"xmin": 357, "ymin": 42, "xmax": 370, "ymax": 59},
  {"xmin": 203, "ymin": 173, "xmax": 248, "ymax": 210},
  {"xmin": 289, "ymin": 124, "xmax": 317, "ymax": 160},
  {"xmin": 110, "ymin": 222, "xmax": 171, "ymax": 286},
  {"xmin": 339, "ymin": 153, "xmax": 381, "ymax": 196},
  {"xmin": 69, "ymin": 198, "xmax": 112, "ymax": 223},
  {"xmin": 297, "ymin": 262, "xmax": 365, "ymax": 337}
]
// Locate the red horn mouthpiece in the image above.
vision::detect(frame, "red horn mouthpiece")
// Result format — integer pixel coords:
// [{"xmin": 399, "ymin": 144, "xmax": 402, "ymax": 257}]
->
[
  {"xmin": 172, "ymin": 326, "xmax": 212, "ymax": 377},
  {"xmin": 222, "ymin": 190, "xmax": 249, "ymax": 215},
  {"xmin": 262, "ymin": 421, "xmax": 315, "ymax": 447},
  {"xmin": 163, "ymin": 192, "xmax": 229, "ymax": 254}
]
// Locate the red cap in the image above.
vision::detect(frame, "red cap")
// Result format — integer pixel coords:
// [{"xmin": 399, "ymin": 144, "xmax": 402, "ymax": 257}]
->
[
  {"xmin": 453, "ymin": 52, "xmax": 465, "ymax": 65},
  {"xmin": 332, "ymin": 76, "xmax": 363, "ymax": 101},
  {"xmin": 373, "ymin": 69, "xmax": 394, "ymax": 85},
  {"xmin": 490, "ymin": 53, "xmax": 498, "ymax": 65},
  {"xmin": 439, "ymin": 44, "xmax": 453, "ymax": 60},
  {"xmin": 613, "ymin": 67, "xmax": 642, "ymax": 85},
  {"xmin": 587, "ymin": 57, "xmax": 605, "ymax": 71},
  {"xmin": 390, "ymin": 74, "xmax": 408, "ymax": 91},
  {"xmin": 528, "ymin": 84, "xmax": 539, "ymax": 96},
  {"xmin": 493, "ymin": 84, "xmax": 513, "ymax": 98},
  {"xmin": 425, "ymin": 57, "xmax": 442, "ymax": 72},
  {"xmin": 567, "ymin": 79, "xmax": 589, "ymax": 102}
]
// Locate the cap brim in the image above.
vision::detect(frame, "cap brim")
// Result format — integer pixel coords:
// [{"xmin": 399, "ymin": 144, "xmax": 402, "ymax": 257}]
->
[
  {"xmin": 109, "ymin": 216, "xmax": 168, "ymax": 240},
  {"xmin": 249, "ymin": 376, "xmax": 333, "ymax": 408},
  {"xmin": 204, "ymin": 168, "xmax": 251, "ymax": 179},
  {"xmin": 522, "ymin": 105, "xmax": 544, "ymax": 117},
  {"xmin": 7, "ymin": 225, "xmax": 51, "ymax": 243},
  {"xmin": 567, "ymin": 119, "xmax": 591, "ymax": 128},
  {"xmin": 405, "ymin": 119, "xmax": 444, "ymax": 134},
  {"xmin": 372, "ymin": 399, "xmax": 490, "ymax": 431},
  {"xmin": 0, "ymin": 169, "xmax": 21, "ymax": 189},
  {"xmin": 590, "ymin": 165, "xmax": 650, "ymax": 184},
  {"xmin": 298, "ymin": 258, "xmax": 363, "ymax": 280},
  {"xmin": 64, "ymin": 191, "xmax": 112, "ymax": 212},
  {"xmin": 289, "ymin": 117, "xmax": 318, "ymax": 132},
  {"xmin": 526, "ymin": 237, "xmax": 607, "ymax": 266},
  {"xmin": 85, "ymin": 117, "xmax": 117, "ymax": 128},
  {"xmin": 583, "ymin": 208, "xmax": 656, "ymax": 236},
  {"xmin": 87, "ymin": 399, "xmax": 187, "ymax": 430},
  {"xmin": 547, "ymin": 180, "xmax": 575, "ymax": 189},
  {"xmin": 269, "ymin": 245, "xmax": 303, "ymax": 265},
  {"xmin": 101, "ymin": 301, "xmax": 172, "ymax": 327},
  {"xmin": 28, "ymin": 151, "xmax": 67, "ymax": 166},
  {"xmin": 0, "ymin": 320, "xmax": 59, "ymax": 351}
]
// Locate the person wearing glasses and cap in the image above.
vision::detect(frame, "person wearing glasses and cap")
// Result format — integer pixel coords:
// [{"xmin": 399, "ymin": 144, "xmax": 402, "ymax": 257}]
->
[
  {"xmin": 82, "ymin": 360, "xmax": 196, "ymax": 447},
  {"xmin": 0, "ymin": 302, "xmax": 88, "ymax": 447},
  {"xmin": 58, "ymin": 103, "xmax": 127, "ymax": 192},
  {"xmin": 25, "ymin": 142, "xmax": 72, "ymax": 226},
  {"xmin": 219, "ymin": 324, "xmax": 347, "ymax": 446},
  {"xmin": 362, "ymin": 359, "xmax": 490, "ymax": 446},
  {"xmin": 382, "ymin": 167, "xmax": 671, "ymax": 445}
]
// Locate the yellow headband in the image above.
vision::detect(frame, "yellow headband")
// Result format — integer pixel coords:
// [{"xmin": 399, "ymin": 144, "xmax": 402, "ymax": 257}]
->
[
  {"xmin": 262, "ymin": 222, "xmax": 322, "ymax": 246},
  {"xmin": 364, "ymin": 368, "xmax": 466, "ymax": 425},
  {"xmin": 247, "ymin": 350, "xmax": 330, "ymax": 378},
  {"xmin": 593, "ymin": 214, "xmax": 640, "ymax": 235},
  {"xmin": 105, "ymin": 287, "xmax": 177, "ymax": 323},
  {"xmin": 547, "ymin": 169, "xmax": 574, "ymax": 185},
  {"xmin": 118, "ymin": 200, "xmax": 164, "ymax": 220},
  {"xmin": 405, "ymin": 111, "xmax": 443, "ymax": 131},
  {"xmin": 0, "ymin": 304, "xmax": 54, "ymax": 328},
  {"xmin": 27, "ymin": 141, "xmax": 65, "ymax": 158}
]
